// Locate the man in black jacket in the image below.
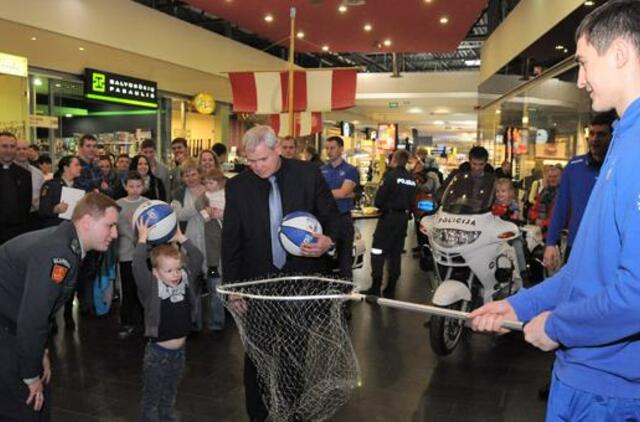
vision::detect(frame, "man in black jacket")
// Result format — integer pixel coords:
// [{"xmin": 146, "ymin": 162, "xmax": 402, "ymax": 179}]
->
[
  {"xmin": 222, "ymin": 125, "xmax": 339, "ymax": 422},
  {"xmin": 0, "ymin": 132, "xmax": 32, "ymax": 245},
  {"xmin": 0, "ymin": 192, "xmax": 118, "ymax": 421}
]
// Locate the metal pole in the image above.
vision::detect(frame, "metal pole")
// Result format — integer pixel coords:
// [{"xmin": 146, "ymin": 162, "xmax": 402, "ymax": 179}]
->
[
  {"xmin": 288, "ymin": 7, "xmax": 296, "ymax": 137},
  {"xmin": 352, "ymin": 293, "xmax": 524, "ymax": 331}
]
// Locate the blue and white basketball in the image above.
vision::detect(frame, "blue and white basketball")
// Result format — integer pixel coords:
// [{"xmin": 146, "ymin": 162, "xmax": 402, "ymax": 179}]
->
[
  {"xmin": 132, "ymin": 200, "xmax": 177, "ymax": 245},
  {"xmin": 279, "ymin": 211, "xmax": 323, "ymax": 256}
]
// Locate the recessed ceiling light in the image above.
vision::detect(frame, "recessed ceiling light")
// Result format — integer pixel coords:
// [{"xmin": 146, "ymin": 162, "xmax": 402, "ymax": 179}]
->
[
  {"xmin": 364, "ymin": 24, "xmax": 372, "ymax": 32},
  {"xmin": 296, "ymin": 31, "xmax": 305, "ymax": 39},
  {"xmin": 338, "ymin": 5, "xmax": 347, "ymax": 13},
  {"xmin": 495, "ymin": 109, "xmax": 502, "ymax": 115},
  {"xmin": 584, "ymin": 0, "xmax": 595, "ymax": 6},
  {"xmin": 33, "ymin": 78, "xmax": 43, "ymax": 86},
  {"xmin": 322, "ymin": 45, "xmax": 330, "ymax": 52},
  {"xmin": 78, "ymin": 46, "xmax": 85, "ymax": 51},
  {"xmin": 439, "ymin": 16, "xmax": 449, "ymax": 24},
  {"xmin": 408, "ymin": 107, "xmax": 423, "ymax": 114},
  {"xmin": 30, "ymin": 36, "xmax": 37, "ymax": 41},
  {"xmin": 55, "ymin": 83, "xmax": 62, "ymax": 88},
  {"xmin": 433, "ymin": 120, "xmax": 445, "ymax": 125},
  {"xmin": 564, "ymin": 48, "xmax": 569, "ymax": 53},
  {"xmin": 383, "ymin": 39, "xmax": 392, "ymax": 47},
  {"xmin": 264, "ymin": 14, "xmax": 273, "ymax": 22},
  {"xmin": 555, "ymin": 44, "xmax": 564, "ymax": 50},
  {"xmin": 424, "ymin": 0, "xmax": 433, "ymax": 3}
]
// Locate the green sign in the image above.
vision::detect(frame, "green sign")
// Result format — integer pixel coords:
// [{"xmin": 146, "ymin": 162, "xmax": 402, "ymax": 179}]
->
[
  {"xmin": 84, "ymin": 68, "xmax": 158, "ymax": 108},
  {"xmin": 388, "ymin": 102, "xmax": 399, "ymax": 109}
]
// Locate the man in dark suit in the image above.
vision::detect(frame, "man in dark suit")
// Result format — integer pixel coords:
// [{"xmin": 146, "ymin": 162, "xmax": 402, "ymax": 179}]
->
[
  {"xmin": 222, "ymin": 125, "xmax": 339, "ymax": 422},
  {"xmin": 0, "ymin": 132, "xmax": 32, "ymax": 245}
]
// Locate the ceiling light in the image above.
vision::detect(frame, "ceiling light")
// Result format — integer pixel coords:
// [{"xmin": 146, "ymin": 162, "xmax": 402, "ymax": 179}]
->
[
  {"xmin": 584, "ymin": 0, "xmax": 595, "ymax": 6},
  {"xmin": 338, "ymin": 5, "xmax": 347, "ymax": 13},
  {"xmin": 33, "ymin": 78, "xmax": 43, "ymax": 86},
  {"xmin": 433, "ymin": 120, "xmax": 445, "ymax": 125},
  {"xmin": 353, "ymin": 120, "xmax": 360, "ymax": 125},
  {"xmin": 322, "ymin": 45, "xmax": 330, "ymax": 52},
  {"xmin": 30, "ymin": 36, "xmax": 37, "ymax": 41},
  {"xmin": 555, "ymin": 44, "xmax": 564, "ymax": 50},
  {"xmin": 495, "ymin": 109, "xmax": 501, "ymax": 115},
  {"xmin": 364, "ymin": 24, "xmax": 372, "ymax": 32},
  {"xmin": 408, "ymin": 107, "xmax": 423, "ymax": 114},
  {"xmin": 564, "ymin": 48, "xmax": 569, "ymax": 53},
  {"xmin": 464, "ymin": 59, "xmax": 481, "ymax": 66},
  {"xmin": 55, "ymin": 83, "xmax": 62, "ymax": 88},
  {"xmin": 65, "ymin": 114, "xmax": 73, "ymax": 118},
  {"xmin": 440, "ymin": 16, "xmax": 449, "ymax": 24},
  {"xmin": 296, "ymin": 31, "xmax": 305, "ymax": 39},
  {"xmin": 264, "ymin": 14, "xmax": 273, "ymax": 22},
  {"xmin": 78, "ymin": 46, "xmax": 85, "ymax": 51},
  {"xmin": 424, "ymin": 0, "xmax": 433, "ymax": 3},
  {"xmin": 383, "ymin": 39, "xmax": 392, "ymax": 47}
]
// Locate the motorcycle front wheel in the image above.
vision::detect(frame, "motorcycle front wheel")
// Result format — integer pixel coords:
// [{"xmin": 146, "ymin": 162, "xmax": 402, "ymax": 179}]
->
[{"xmin": 429, "ymin": 301, "xmax": 468, "ymax": 356}]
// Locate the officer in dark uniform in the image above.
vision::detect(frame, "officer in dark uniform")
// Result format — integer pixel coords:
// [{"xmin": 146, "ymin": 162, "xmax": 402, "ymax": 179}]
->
[
  {"xmin": 0, "ymin": 192, "xmax": 119, "ymax": 421},
  {"xmin": 363, "ymin": 150, "xmax": 416, "ymax": 298}
]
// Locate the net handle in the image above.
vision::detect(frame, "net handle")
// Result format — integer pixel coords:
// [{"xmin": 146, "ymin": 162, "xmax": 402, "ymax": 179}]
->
[{"xmin": 353, "ymin": 293, "xmax": 524, "ymax": 332}]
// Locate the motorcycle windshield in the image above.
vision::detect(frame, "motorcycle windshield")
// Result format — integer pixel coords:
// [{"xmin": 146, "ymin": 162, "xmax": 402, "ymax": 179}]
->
[{"xmin": 441, "ymin": 172, "xmax": 495, "ymax": 215}]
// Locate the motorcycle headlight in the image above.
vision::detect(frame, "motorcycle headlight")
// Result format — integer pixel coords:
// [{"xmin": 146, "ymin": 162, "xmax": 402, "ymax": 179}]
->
[{"xmin": 433, "ymin": 229, "xmax": 481, "ymax": 248}]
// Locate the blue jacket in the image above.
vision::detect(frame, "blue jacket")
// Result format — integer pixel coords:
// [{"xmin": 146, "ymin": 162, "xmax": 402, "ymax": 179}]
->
[
  {"xmin": 508, "ymin": 97, "xmax": 640, "ymax": 399},
  {"xmin": 545, "ymin": 153, "xmax": 602, "ymax": 247}
]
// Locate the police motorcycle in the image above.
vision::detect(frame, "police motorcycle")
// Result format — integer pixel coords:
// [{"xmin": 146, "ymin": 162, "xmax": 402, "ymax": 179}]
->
[{"xmin": 419, "ymin": 172, "xmax": 544, "ymax": 355}]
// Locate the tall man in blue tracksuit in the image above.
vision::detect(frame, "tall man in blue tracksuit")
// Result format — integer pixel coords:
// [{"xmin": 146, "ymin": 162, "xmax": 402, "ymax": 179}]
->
[
  {"xmin": 543, "ymin": 111, "xmax": 615, "ymax": 270},
  {"xmin": 321, "ymin": 136, "xmax": 360, "ymax": 279},
  {"xmin": 471, "ymin": 1, "xmax": 640, "ymax": 419}
]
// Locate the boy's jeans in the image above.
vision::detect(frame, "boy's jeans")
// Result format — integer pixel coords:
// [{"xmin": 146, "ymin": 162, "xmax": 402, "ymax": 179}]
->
[{"xmin": 141, "ymin": 342, "xmax": 185, "ymax": 422}]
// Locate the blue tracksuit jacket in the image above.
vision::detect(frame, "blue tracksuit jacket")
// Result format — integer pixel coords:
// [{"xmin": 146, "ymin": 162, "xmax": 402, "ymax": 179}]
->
[{"xmin": 509, "ymin": 97, "xmax": 640, "ymax": 399}]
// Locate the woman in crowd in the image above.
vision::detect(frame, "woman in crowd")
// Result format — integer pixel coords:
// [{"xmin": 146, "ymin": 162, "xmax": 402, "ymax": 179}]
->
[
  {"xmin": 38, "ymin": 155, "xmax": 82, "ymax": 228},
  {"xmin": 117, "ymin": 155, "xmax": 167, "ymax": 201},
  {"xmin": 171, "ymin": 159, "xmax": 207, "ymax": 330}
]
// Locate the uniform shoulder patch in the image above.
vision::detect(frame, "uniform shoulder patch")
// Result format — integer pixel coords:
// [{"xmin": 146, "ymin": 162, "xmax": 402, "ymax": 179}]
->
[{"xmin": 51, "ymin": 258, "xmax": 71, "ymax": 284}]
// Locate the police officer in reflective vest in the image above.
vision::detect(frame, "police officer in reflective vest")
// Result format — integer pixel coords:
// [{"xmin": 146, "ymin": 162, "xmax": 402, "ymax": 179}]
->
[
  {"xmin": 0, "ymin": 192, "xmax": 119, "ymax": 421},
  {"xmin": 364, "ymin": 150, "xmax": 416, "ymax": 298}
]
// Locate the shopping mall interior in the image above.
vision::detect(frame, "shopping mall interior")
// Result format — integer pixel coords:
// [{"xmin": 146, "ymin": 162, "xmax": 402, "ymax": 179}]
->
[{"xmin": 0, "ymin": 0, "xmax": 626, "ymax": 420}]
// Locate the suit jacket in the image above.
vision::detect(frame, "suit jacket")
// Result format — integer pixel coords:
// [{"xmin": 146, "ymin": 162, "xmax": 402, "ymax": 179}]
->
[
  {"xmin": 222, "ymin": 158, "xmax": 340, "ymax": 283},
  {"xmin": 0, "ymin": 163, "xmax": 32, "ymax": 226}
]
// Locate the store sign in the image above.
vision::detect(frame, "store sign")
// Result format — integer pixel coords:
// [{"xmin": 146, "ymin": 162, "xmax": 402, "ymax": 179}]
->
[
  {"xmin": 0, "ymin": 52, "xmax": 28, "ymax": 77},
  {"xmin": 29, "ymin": 114, "xmax": 59, "ymax": 129},
  {"xmin": 192, "ymin": 92, "xmax": 216, "ymax": 114},
  {"xmin": 84, "ymin": 68, "xmax": 157, "ymax": 108}
]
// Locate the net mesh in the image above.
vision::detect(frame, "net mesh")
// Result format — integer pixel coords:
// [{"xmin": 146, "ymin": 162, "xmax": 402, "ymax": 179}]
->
[{"xmin": 218, "ymin": 276, "xmax": 360, "ymax": 422}]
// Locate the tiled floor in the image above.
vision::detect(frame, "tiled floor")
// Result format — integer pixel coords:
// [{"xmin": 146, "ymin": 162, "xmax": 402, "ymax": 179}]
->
[{"xmin": 49, "ymin": 219, "xmax": 552, "ymax": 421}]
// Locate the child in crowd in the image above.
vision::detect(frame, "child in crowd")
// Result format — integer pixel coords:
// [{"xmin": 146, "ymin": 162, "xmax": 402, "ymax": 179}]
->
[
  {"xmin": 134, "ymin": 219, "xmax": 203, "ymax": 422},
  {"xmin": 493, "ymin": 178, "xmax": 521, "ymax": 220},
  {"xmin": 115, "ymin": 171, "xmax": 148, "ymax": 339},
  {"xmin": 195, "ymin": 168, "xmax": 226, "ymax": 331},
  {"xmin": 493, "ymin": 177, "xmax": 528, "ymax": 281}
]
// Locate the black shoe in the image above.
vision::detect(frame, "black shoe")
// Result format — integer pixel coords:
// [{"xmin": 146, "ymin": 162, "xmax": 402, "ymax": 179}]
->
[
  {"xmin": 382, "ymin": 288, "xmax": 396, "ymax": 299},
  {"xmin": 360, "ymin": 288, "xmax": 380, "ymax": 296},
  {"xmin": 117, "ymin": 325, "xmax": 134, "ymax": 339}
]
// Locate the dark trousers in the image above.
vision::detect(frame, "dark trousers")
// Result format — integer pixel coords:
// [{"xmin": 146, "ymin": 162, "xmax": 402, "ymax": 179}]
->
[
  {"xmin": 0, "ymin": 331, "xmax": 50, "ymax": 422},
  {"xmin": 335, "ymin": 213, "xmax": 355, "ymax": 280},
  {"xmin": 141, "ymin": 342, "xmax": 185, "ymax": 422},
  {"xmin": 119, "ymin": 262, "xmax": 143, "ymax": 326},
  {"xmin": 244, "ymin": 354, "xmax": 268, "ymax": 422},
  {"xmin": 65, "ymin": 251, "xmax": 101, "ymax": 317},
  {"xmin": 370, "ymin": 213, "xmax": 409, "ymax": 293}
]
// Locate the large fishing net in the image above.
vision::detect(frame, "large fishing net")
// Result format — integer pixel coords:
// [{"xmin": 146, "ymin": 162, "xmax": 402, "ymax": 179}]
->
[{"xmin": 217, "ymin": 276, "xmax": 360, "ymax": 422}]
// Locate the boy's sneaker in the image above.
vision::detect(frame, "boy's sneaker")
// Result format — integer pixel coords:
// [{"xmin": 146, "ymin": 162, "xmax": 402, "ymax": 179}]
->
[{"xmin": 118, "ymin": 325, "xmax": 134, "ymax": 339}]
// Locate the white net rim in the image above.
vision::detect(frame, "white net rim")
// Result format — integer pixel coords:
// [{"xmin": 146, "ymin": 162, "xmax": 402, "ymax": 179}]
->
[{"xmin": 216, "ymin": 275, "xmax": 356, "ymax": 301}]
